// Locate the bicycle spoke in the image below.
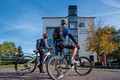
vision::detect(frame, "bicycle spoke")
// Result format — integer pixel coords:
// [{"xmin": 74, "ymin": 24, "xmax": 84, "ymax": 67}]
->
[
  {"xmin": 20, "ymin": 67, "xmax": 30, "ymax": 71},
  {"xmin": 15, "ymin": 56, "xmax": 36, "ymax": 74},
  {"xmin": 74, "ymin": 57, "xmax": 92, "ymax": 76},
  {"xmin": 47, "ymin": 56, "xmax": 69, "ymax": 80}
]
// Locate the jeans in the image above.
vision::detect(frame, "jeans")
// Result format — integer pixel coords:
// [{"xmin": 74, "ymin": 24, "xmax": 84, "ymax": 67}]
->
[{"xmin": 38, "ymin": 50, "xmax": 45, "ymax": 73}]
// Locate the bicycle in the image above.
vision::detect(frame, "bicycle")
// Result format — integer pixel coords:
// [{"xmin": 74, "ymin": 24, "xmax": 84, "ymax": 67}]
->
[
  {"xmin": 46, "ymin": 49, "xmax": 92, "ymax": 80},
  {"xmin": 15, "ymin": 49, "xmax": 52, "ymax": 75}
]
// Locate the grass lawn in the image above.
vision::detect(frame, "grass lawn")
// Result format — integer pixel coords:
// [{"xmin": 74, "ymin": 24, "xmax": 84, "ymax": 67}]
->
[
  {"xmin": 0, "ymin": 65, "xmax": 15, "ymax": 68},
  {"xmin": 0, "ymin": 64, "xmax": 25, "ymax": 68},
  {"xmin": 0, "ymin": 64, "xmax": 47, "ymax": 69}
]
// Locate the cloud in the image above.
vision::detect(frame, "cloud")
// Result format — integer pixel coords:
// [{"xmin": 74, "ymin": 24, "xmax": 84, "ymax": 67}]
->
[
  {"xmin": 102, "ymin": 0, "xmax": 120, "ymax": 8},
  {"xmin": 0, "ymin": 22, "xmax": 24, "ymax": 34},
  {"xmin": 0, "ymin": 9, "xmax": 43, "ymax": 53},
  {"xmin": 0, "ymin": 9, "xmax": 43, "ymax": 34},
  {"xmin": 0, "ymin": 1, "xmax": 46, "ymax": 54},
  {"xmin": 0, "ymin": 37, "xmax": 20, "ymax": 44},
  {"xmin": 0, "ymin": 37, "xmax": 36, "ymax": 54},
  {"xmin": 88, "ymin": 0, "xmax": 120, "ymax": 17},
  {"xmin": 88, "ymin": 10, "xmax": 120, "ymax": 17},
  {"xmin": 22, "ymin": 48, "xmax": 35, "ymax": 55}
]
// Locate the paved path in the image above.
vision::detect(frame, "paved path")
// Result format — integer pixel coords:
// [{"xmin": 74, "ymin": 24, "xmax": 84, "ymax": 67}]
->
[{"xmin": 0, "ymin": 68, "xmax": 120, "ymax": 80}]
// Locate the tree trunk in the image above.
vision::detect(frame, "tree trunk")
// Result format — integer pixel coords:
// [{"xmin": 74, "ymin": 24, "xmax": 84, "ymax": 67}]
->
[
  {"xmin": 101, "ymin": 53, "xmax": 107, "ymax": 66},
  {"xmin": 97, "ymin": 53, "xmax": 100, "ymax": 62}
]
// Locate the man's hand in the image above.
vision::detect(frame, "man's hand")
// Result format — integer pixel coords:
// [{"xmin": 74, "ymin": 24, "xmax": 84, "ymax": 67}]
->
[
  {"xmin": 51, "ymin": 47, "xmax": 54, "ymax": 50},
  {"xmin": 76, "ymin": 44, "xmax": 80, "ymax": 49}
]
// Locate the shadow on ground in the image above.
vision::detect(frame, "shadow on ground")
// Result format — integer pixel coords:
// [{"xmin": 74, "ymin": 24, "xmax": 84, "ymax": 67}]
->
[
  {"xmin": 0, "ymin": 71, "xmax": 51, "ymax": 80},
  {"xmin": 1, "ymin": 68, "xmax": 120, "ymax": 80}
]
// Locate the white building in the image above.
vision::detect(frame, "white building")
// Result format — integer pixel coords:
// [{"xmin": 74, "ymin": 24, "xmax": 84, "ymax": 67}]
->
[{"xmin": 42, "ymin": 6, "xmax": 97, "ymax": 62}]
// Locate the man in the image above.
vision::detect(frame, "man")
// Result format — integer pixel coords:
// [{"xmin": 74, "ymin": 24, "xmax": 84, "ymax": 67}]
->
[
  {"xmin": 37, "ymin": 34, "xmax": 54, "ymax": 74},
  {"xmin": 54, "ymin": 19, "xmax": 80, "ymax": 78}
]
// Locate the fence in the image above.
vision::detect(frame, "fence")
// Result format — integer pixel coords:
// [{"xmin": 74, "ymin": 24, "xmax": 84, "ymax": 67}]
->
[{"xmin": 0, "ymin": 53, "xmax": 35, "ymax": 66}]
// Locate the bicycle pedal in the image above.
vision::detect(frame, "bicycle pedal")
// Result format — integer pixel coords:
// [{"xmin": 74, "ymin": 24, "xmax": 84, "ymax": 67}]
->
[
  {"xmin": 70, "ymin": 65, "xmax": 74, "ymax": 69},
  {"xmin": 20, "ymin": 73, "xmax": 24, "ymax": 76}
]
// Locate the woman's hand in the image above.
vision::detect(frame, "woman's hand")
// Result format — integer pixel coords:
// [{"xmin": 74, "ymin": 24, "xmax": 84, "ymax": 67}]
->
[{"xmin": 51, "ymin": 47, "xmax": 54, "ymax": 50}]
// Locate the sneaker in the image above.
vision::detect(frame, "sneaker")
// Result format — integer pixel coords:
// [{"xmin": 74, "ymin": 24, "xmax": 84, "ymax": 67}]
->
[
  {"xmin": 71, "ymin": 65, "xmax": 74, "ymax": 68},
  {"xmin": 40, "ymin": 72, "xmax": 45, "ymax": 75},
  {"xmin": 71, "ymin": 65, "xmax": 74, "ymax": 71},
  {"xmin": 71, "ymin": 60, "xmax": 79, "ymax": 64},
  {"xmin": 40, "ymin": 73, "xmax": 43, "ymax": 75},
  {"xmin": 57, "ymin": 74, "xmax": 64, "ymax": 79},
  {"xmin": 42, "ymin": 71, "xmax": 46, "ymax": 74}
]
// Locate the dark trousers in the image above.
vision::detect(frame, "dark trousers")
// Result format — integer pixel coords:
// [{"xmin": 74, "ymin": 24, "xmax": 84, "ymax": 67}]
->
[{"xmin": 38, "ymin": 50, "xmax": 44, "ymax": 73}]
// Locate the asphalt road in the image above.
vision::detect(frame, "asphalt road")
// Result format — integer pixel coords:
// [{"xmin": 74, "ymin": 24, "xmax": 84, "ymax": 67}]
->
[{"xmin": 0, "ymin": 68, "xmax": 120, "ymax": 80}]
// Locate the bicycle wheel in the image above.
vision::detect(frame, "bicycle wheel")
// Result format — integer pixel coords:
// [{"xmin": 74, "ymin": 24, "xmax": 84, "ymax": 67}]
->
[
  {"xmin": 74, "ymin": 56, "xmax": 92, "ymax": 76},
  {"xmin": 46, "ymin": 56, "xmax": 69, "ymax": 80},
  {"xmin": 15, "ymin": 56, "xmax": 37, "ymax": 75}
]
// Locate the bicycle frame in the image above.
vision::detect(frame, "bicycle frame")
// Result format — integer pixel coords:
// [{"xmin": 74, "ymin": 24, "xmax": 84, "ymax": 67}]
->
[
  {"xmin": 57, "ymin": 48, "xmax": 80, "ymax": 65},
  {"xmin": 57, "ymin": 50, "xmax": 80, "ymax": 70},
  {"xmin": 43, "ymin": 51, "xmax": 51, "ymax": 63},
  {"xmin": 46, "ymin": 49, "xmax": 92, "ymax": 80},
  {"xmin": 27, "ymin": 50, "xmax": 51, "ymax": 67}
]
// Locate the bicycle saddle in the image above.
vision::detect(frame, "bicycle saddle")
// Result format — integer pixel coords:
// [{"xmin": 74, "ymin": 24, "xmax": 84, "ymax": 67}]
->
[{"xmin": 33, "ymin": 50, "xmax": 38, "ymax": 53}]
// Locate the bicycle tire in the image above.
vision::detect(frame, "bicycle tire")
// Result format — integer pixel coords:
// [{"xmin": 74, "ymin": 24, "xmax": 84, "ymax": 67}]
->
[
  {"xmin": 15, "ymin": 56, "xmax": 37, "ymax": 75},
  {"xmin": 46, "ymin": 56, "xmax": 69, "ymax": 80},
  {"xmin": 74, "ymin": 56, "xmax": 92, "ymax": 76}
]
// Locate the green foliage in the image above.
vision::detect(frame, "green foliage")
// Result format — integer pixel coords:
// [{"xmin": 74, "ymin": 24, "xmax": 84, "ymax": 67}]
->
[
  {"xmin": 86, "ymin": 20, "xmax": 117, "ymax": 62},
  {"xmin": 17, "ymin": 45, "xmax": 24, "ymax": 57},
  {"xmin": 18, "ymin": 46, "xmax": 23, "ymax": 53},
  {"xmin": 0, "ymin": 58, "xmax": 17, "ymax": 65},
  {"xmin": 108, "ymin": 29, "xmax": 120, "ymax": 63},
  {"xmin": 2, "ymin": 41, "xmax": 18, "ymax": 55},
  {"xmin": 0, "ymin": 41, "xmax": 23, "ymax": 65}
]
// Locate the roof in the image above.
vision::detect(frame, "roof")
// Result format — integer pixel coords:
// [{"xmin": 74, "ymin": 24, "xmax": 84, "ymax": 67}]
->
[
  {"xmin": 42, "ymin": 17, "xmax": 67, "ymax": 19},
  {"xmin": 78, "ymin": 17, "xmax": 96, "ymax": 19},
  {"xmin": 42, "ymin": 16, "xmax": 96, "ymax": 19}
]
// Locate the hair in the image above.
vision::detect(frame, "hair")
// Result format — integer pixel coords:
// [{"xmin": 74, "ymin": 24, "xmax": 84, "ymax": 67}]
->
[
  {"xmin": 61, "ymin": 19, "xmax": 67, "ymax": 25},
  {"xmin": 61, "ymin": 23, "xmax": 66, "ymax": 25},
  {"xmin": 44, "ymin": 37, "xmax": 47, "ymax": 39}
]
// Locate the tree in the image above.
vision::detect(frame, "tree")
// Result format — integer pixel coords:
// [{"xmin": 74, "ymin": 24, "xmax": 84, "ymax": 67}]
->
[
  {"xmin": 86, "ymin": 19, "xmax": 117, "ymax": 63},
  {"xmin": 0, "ymin": 41, "xmax": 18, "ymax": 65},
  {"xmin": 86, "ymin": 19, "xmax": 101, "ymax": 62},
  {"xmin": 1, "ymin": 41, "xmax": 18, "ymax": 57},
  {"xmin": 17, "ymin": 46, "xmax": 24, "ymax": 57},
  {"xmin": 0, "ymin": 44, "xmax": 9, "ymax": 57},
  {"xmin": 108, "ymin": 29, "xmax": 120, "ymax": 64},
  {"xmin": 18, "ymin": 46, "xmax": 23, "ymax": 53}
]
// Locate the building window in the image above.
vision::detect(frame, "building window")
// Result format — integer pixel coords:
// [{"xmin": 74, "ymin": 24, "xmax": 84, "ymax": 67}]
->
[
  {"xmin": 46, "ymin": 27, "xmax": 55, "ymax": 56},
  {"xmin": 89, "ymin": 55, "xmax": 94, "ymax": 62},
  {"xmin": 46, "ymin": 27, "xmax": 55, "ymax": 44},
  {"xmin": 69, "ymin": 16, "xmax": 77, "ymax": 22},
  {"xmin": 70, "ymin": 29, "xmax": 77, "ymax": 36},
  {"xmin": 69, "ymin": 9, "xmax": 77, "ymax": 15},
  {"xmin": 70, "ymin": 23, "xmax": 77, "ymax": 28}
]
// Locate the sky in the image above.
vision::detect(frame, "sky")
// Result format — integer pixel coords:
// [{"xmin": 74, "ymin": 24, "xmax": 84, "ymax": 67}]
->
[{"xmin": 0, "ymin": 0, "xmax": 120, "ymax": 54}]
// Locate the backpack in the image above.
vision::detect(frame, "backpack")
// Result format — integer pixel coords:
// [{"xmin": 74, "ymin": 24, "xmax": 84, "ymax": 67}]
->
[
  {"xmin": 36, "ymin": 38, "xmax": 44, "ymax": 49},
  {"xmin": 53, "ymin": 26, "xmax": 64, "ymax": 43}
]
